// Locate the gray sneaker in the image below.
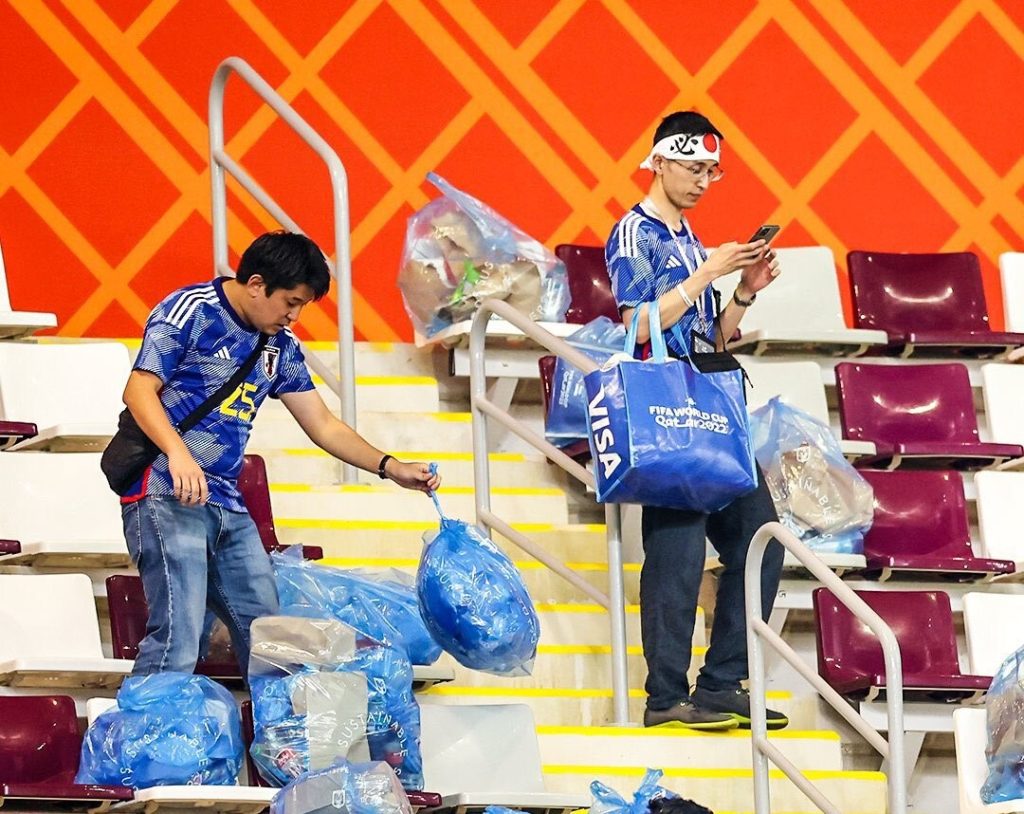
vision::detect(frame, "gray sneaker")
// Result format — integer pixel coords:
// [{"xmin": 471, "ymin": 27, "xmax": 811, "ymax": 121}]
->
[
  {"xmin": 691, "ymin": 686, "xmax": 789, "ymax": 730},
  {"xmin": 643, "ymin": 701, "xmax": 739, "ymax": 731}
]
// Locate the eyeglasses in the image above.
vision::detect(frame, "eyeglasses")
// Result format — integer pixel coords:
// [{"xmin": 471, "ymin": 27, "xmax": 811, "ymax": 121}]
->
[{"xmin": 669, "ymin": 160, "xmax": 725, "ymax": 183}]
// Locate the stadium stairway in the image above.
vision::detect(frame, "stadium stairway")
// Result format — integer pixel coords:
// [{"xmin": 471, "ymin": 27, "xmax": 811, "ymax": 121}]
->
[{"xmin": 241, "ymin": 341, "xmax": 888, "ymax": 814}]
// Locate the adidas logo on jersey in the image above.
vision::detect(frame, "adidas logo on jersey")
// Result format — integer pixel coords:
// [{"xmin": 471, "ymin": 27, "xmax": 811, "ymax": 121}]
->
[
  {"xmin": 215, "ymin": 347, "xmax": 231, "ymax": 360},
  {"xmin": 666, "ymin": 256, "xmax": 682, "ymax": 268}
]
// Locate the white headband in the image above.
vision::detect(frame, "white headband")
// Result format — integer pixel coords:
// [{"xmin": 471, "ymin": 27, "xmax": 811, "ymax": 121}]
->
[{"xmin": 640, "ymin": 132, "xmax": 721, "ymax": 170}]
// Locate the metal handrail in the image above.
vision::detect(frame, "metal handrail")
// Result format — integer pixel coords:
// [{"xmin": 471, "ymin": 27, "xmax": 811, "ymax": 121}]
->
[
  {"xmin": 468, "ymin": 298, "xmax": 631, "ymax": 724},
  {"xmin": 746, "ymin": 521, "xmax": 906, "ymax": 814},
  {"xmin": 208, "ymin": 56, "xmax": 357, "ymax": 482}
]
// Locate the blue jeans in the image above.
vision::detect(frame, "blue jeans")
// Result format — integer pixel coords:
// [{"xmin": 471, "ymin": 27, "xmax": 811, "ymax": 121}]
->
[
  {"xmin": 640, "ymin": 464, "xmax": 783, "ymax": 710},
  {"xmin": 122, "ymin": 496, "xmax": 279, "ymax": 677}
]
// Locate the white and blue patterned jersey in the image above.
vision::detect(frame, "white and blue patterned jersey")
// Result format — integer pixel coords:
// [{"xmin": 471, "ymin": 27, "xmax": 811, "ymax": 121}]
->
[
  {"xmin": 606, "ymin": 204, "xmax": 716, "ymax": 356},
  {"xmin": 123, "ymin": 278, "xmax": 314, "ymax": 511}
]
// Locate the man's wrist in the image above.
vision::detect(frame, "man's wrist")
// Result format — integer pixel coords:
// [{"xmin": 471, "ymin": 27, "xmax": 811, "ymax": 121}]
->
[{"xmin": 733, "ymin": 285, "xmax": 756, "ymax": 307}]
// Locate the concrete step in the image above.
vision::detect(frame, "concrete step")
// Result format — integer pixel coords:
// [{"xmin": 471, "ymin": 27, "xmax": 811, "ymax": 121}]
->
[
  {"xmin": 250, "ymin": 410, "xmax": 473, "ymax": 452},
  {"xmin": 418, "ymin": 688, "xmax": 802, "ymax": 729},
  {"xmin": 277, "ymin": 522, "xmax": 631, "ymax": 564},
  {"xmin": 311, "ymin": 375, "xmax": 440, "ymax": 413},
  {"xmin": 255, "ymin": 448, "xmax": 565, "ymax": 489},
  {"xmin": 540, "ymin": 765, "xmax": 886, "ymax": 814},
  {"xmin": 537, "ymin": 723, "xmax": 842, "ymax": 772},
  {"xmin": 431, "ymin": 643, "xmax": 693, "ymax": 693},
  {"xmin": 304, "ymin": 341, "xmax": 438, "ymax": 379},
  {"xmin": 268, "ymin": 483, "xmax": 569, "ymax": 525},
  {"xmin": 315, "ymin": 548, "xmax": 643, "ymax": 606}
]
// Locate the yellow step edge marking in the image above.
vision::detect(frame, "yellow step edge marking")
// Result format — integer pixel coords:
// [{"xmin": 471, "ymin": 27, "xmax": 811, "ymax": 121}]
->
[
  {"xmin": 317, "ymin": 557, "xmax": 639, "ymax": 573},
  {"xmin": 270, "ymin": 483, "xmax": 564, "ymax": 496},
  {"xmin": 536, "ymin": 644, "xmax": 653, "ymax": 656},
  {"xmin": 536, "ymin": 725, "xmax": 836, "ymax": 741},
  {"xmin": 542, "ymin": 765, "xmax": 885, "ymax": 782},
  {"xmin": 277, "ymin": 519, "xmax": 556, "ymax": 532},
  {"xmin": 535, "ymin": 603, "xmax": 642, "ymax": 613},
  {"xmin": 421, "ymin": 686, "xmax": 791, "ymax": 700},
  {"xmin": 432, "ymin": 413, "xmax": 472, "ymax": 422},
  {"xmin": 312, "ymin": 375, "xmax": 437, "ymax": 386},
  {"xmin": 278, "ymin": 449, "xmax": 526, "ymax": 462}
]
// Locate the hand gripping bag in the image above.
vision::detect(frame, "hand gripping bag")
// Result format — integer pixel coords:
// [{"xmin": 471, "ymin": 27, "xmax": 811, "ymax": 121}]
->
[
  {"xmin": 416, "ymin": 470, "xmax": 540, "ymax": 676},
  {"xmin": 76, "ymin": 673, "xmax": 243, "ymax": 788},
  {"xmin": 584, "ymin": 306, "xmax": 756, "ymax": 512},
  {"xmin": 272, "ymin": 547, "xmax": 441, "ymax": 666}
]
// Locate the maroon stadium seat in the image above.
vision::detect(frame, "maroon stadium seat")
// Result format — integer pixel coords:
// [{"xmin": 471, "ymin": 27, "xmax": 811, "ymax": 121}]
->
[
  {"xmin": 835, "ymin": 362, "xmax": 1022, "ymax": 469},
  {"xmin": 813, "ymin": 588, "xmax": 991, "ymax": 702},
  {"xmin": 0, "ymin": 695, "xmax": 133, "ymax": 806},
  {"xmin": 240, "ymin": 454, "xmax": 322, "ymax": 560},
  {"xmin": 0, "ymin": 420, "xmax": 36, "ymax": 451},
  {"xmin": 106, "ymin": 574, "xmax": 243, "ymax": 682},
  {"xmin": 848, "ymin": 250, "xmax": 1024, "ymax": 357},
  {"xmin": 239, "ymin": 701, "xmax": 442, "ymax": 809},
  {"xmin": 554, "ymin": 244, "xmax": 620, "ymax": 325},
  {"xmin": 858, "ymin": 469, "xmax": 1014, "ymax": 580}
]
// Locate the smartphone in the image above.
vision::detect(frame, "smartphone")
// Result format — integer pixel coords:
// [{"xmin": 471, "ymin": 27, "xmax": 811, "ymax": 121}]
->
[{"xmin": 748, "ymin": 224, "xmax": 780, "ymax": 244}]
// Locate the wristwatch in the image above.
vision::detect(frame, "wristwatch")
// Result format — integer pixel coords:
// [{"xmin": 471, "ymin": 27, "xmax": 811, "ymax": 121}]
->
[{"xmin": 733, "ymin": 288, "xmax": 756, "ymax": 307}]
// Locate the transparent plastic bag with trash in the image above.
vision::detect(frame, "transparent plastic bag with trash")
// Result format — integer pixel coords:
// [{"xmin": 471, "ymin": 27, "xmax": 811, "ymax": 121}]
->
[
  {"xmin": 398, "ymin": 172, "xmax": 570, "ymax": 338},
  {"xmin": 248, "ymin": 615, "xmax": 423, "ymax": 791}
]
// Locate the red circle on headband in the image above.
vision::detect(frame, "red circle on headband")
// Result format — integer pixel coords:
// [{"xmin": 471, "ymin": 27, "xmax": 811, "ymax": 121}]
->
[{"xmin": 702, "ymin": 133, "xmax": 718, "ymax": 152}]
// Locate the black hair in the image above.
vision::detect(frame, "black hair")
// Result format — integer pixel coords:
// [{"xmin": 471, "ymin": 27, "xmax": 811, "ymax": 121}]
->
[
  {"xmin": 649, "ymin": 796, "xmax": 715, "ymax": 814},
  {"xmin": 653, "ymin": 111, "xmax": 724, "ymax": 145},
  {"xmin": 237, "ymin": 231, "xmax": 331, "ymax": 300}
]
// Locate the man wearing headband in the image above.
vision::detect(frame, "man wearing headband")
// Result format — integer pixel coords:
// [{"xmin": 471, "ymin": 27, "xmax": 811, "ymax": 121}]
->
[{"xmin": 606, "ymin": 110, "xmax": 786, "ymax": 731}]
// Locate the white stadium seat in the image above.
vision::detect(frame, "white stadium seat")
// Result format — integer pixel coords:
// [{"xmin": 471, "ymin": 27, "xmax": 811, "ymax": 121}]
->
[
  {"xmin": 0, "ymin": 239, "xmax": 57, "ymax": 340},
  {"xmin": 712, "ymin": 246, "xmax": 888, "ymax": 356},
  {"xmin": 0, "ymin": 342, "xmax": 129, "ymax": 451},
  {"xmin": 0, "ymin": 573, "xmax": 132, "ymax": 688},
  {"xmin": 963, "ymin": 592, "xmax": 1024, "ymax": 677},
  {"xmin": 0, "ymin": 452, "xmax": 129, "ymax": 567}
]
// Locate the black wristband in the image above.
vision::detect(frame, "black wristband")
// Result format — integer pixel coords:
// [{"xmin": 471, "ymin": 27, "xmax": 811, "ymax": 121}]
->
[
  {"xmin": 733, "ymin": 288, "xmax": 756, "ymax": 307},
  {"xmin": 377, "ymin": 454, "xmax": 393, "ymax": 479}
]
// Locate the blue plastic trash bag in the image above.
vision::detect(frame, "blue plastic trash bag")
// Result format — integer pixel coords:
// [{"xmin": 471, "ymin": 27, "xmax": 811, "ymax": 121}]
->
[
  {"xmin": 76, "ymin": 673, "xmax": 243, "ymax": 788},
  {"xmin": 546, "ymin": 317, "xmax": 627, "ymax": 445},
  {"xmin": 750, "ymin": 397, "xmax": 873, "ymax": 554},
  {"xmin": 397, "ymin": 173, "xmax": 570, "ymax": 337},
  {"xmin": 417, "ymin": 469, "xmax": 540, "ymax": 676},
  {"xmin": 272, "ymin": 548, "xmax": 441, "ymax": 666},
  {"xmin": 982, "ymin": 644, "xmax": 1024, "ymax": 803},
  {"xmin": 270, "ymin": 758, "xmax": 413, "ymax": 814},
  {"xmin": 590, "ymin": 768, "xmax": 677, "ymax": 814},
  {"xmin": 248, "ymin": 615, "xmax": 423, "ymax": 791}
]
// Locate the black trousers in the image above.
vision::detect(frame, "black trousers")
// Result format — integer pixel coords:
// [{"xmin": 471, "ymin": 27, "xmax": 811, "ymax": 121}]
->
[{"xmin": 640, "ymin": 465, "xmax": 783, "ymax": 710}]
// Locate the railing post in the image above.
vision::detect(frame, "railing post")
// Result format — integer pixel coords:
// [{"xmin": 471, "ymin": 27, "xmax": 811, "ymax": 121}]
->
[
  {"xmin": 207, "ymin": 57, "xmax": 357, "ymax": 482},
  {"xmin": 746, "ymin": 521, "xmax": 907, "ymax": 814},
  {"xmin": 469, "ymin": 306, "xmax": 494, "ymax": 535},
  {"xmin": 605, "ymin": 503, "xmax": 630, "ymax": 725}
]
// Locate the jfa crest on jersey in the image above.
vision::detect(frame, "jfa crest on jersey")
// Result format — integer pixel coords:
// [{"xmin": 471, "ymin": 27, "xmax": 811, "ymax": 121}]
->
[{"xmin": 261, "ymin": 346, "xmax": 280, "ymax": 379}]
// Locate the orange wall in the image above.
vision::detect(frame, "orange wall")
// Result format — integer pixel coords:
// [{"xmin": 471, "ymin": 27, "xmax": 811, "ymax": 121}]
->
[{"xmin": 1, "ymin": 0, "xmax": 1022, "ymax": 340}]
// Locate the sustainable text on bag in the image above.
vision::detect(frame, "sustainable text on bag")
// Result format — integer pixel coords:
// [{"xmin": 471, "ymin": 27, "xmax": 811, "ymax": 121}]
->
[{"xmin": 585, "ymin": 307, "xmax": 756, "ymax": 513}]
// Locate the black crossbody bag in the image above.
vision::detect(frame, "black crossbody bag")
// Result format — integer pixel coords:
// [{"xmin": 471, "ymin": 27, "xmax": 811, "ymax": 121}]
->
[{"xmin": 101, "ymin": 334, "xmax": 268, "ymax": 496}]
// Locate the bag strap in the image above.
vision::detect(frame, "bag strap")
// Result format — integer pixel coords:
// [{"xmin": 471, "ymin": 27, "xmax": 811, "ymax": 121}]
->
[{"xmin": 177, "ymin": 333, "xmax": 268, "ymax": 434}]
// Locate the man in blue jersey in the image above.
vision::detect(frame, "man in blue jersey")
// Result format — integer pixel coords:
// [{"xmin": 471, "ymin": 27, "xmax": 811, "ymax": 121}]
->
[
  {"xmin": 118, "ymin": 231, "xmax": 440, "ymax": 676},
  {"xmin": 607, "ymin": 111, "xmax": 787, "ymax": 730}
]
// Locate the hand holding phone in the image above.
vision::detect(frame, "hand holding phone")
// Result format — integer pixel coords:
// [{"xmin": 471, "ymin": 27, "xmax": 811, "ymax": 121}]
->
[{"xmin": 747, "ymin": 224, "xmax": 780, "ymax": 245}]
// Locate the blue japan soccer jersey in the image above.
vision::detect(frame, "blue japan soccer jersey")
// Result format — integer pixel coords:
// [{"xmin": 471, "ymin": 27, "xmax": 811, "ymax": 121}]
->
[
  {"xmin": 123, "ymin": 278, "xmax": 314, "ymax": 510},
  {"xmin": 605, "ymin": 204, "xmax": 717, "ymax": 357}
]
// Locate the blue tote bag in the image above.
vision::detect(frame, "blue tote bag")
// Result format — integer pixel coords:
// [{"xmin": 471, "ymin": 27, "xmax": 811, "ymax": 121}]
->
[{"xmin": 583, "ymin": 306, "xmax": 757, "ymax": 513}]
